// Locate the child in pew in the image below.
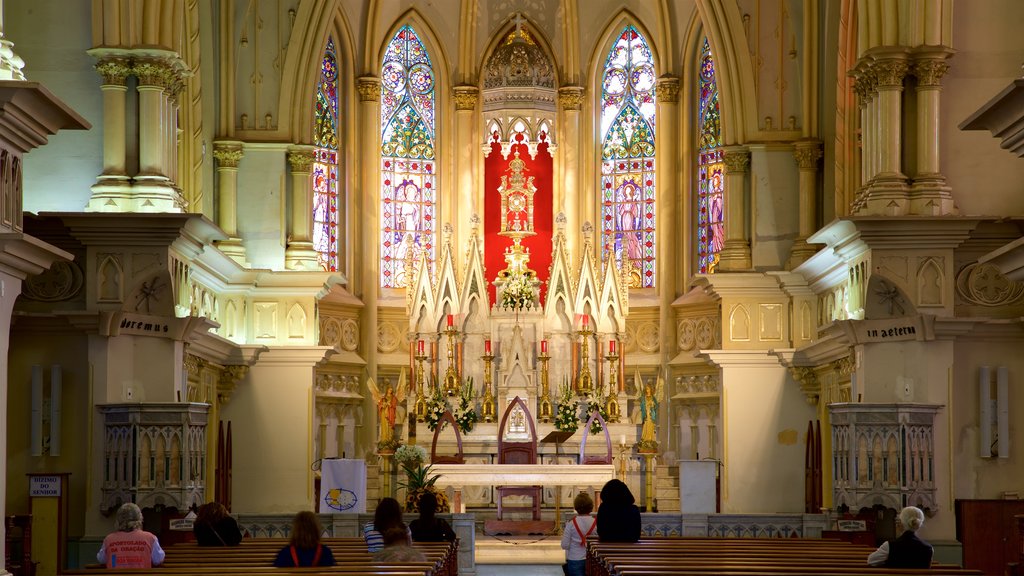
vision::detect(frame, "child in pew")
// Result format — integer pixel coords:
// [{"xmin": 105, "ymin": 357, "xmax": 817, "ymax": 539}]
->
[
  {"xmin": 372, "ymin": 525, "xmax": 427, "ymax": 563},
  {"xmin": 193, "ymin": 501, "xmax": 243, "ymax": 546},
  {"xmin": 560, "ymin": 492, "xmax": 596, "ymax": 576},
  {"xmin": 97, "ymin": 503, "xmax": 165, "ymax": 569},
  {"xmin": 410, "ymin": 491, "xmax": 456, "ymax": 543},
  {"xmin": 867, "ymin": 505, "xmax": 934, "ymax": 569},
  {"xmin": 273, "ymin": 511, "xmax": 337, "ymax": 567}
]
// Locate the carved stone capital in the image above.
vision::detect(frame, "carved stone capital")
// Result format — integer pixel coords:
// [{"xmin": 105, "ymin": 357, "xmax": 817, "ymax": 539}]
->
[
  {"xmin": 452, "ymin": 85, "xmax": 479, "ymax": 110},
  {"xmin": 95, "ymin": 58, "xmax": 132, "ymax": 86},
  {"xmin": 793, "ymin": 140, "xmax": 823, "ymax": 171},
  {"xmin": 722, "ymin": 147, "xmax": 751, "ymax": 174},
  {"xmin": 789, "ymin": 367, "xmax": 820, "ymax": 405},
  {"xmin": 213, "ymin": 143, "xmax": 244, "ymax": 168},
  {"xmin": 287, "ymin": 149, "xmax": 315, "ymax": 172},
  {"xmin": 356, "ymin": 76, "xmax": 381, "ymax": 102},
  {"xmin": 655, "ymin": 76, "xmax": 680, "ymax": 103},
  {"xmin": 133, "ymin": 60, "xmax": 174, "ymax": 87},
  {"xmin": 218, "ymin": 365, "xmax": 249, "ymax": 405},
  {"xmin": 913, "ymin": 59, "xmax": 950, "ymax": 87},
  {"xmin": 558, "ymin": 86, "xmax": 585, "ymax": 110},
  {"xmin": 872, "ymin": 58, "xmax": 909, "ymax": 89}
]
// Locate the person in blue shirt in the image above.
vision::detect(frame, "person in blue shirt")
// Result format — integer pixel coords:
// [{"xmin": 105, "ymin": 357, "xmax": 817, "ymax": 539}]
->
[{"xmin": 273, "ymin": 511, "xmax": 336, "ymax": 567}]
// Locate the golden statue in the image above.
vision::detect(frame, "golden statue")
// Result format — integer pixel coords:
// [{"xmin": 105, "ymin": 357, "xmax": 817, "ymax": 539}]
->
[
  {"xmin": 367, "ymin": 369, "xmax": 408, "ymax": 448},
  {"xmin": 631, "ymin": 369, "xmax": 664, "ymax": 452}
]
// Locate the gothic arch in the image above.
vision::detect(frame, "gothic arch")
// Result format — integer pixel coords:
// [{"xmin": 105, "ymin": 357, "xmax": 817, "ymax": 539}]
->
[
  {"xmin": 279, "ymin": 1, "xmax": 357, "ymax": 143},
  {"xmin": 479, "ymin": 16, "xmax": 560, "ymax": 88},
  {"xmin": 690, "ymin": 0, "xmax": 756, "ymax": 144}
]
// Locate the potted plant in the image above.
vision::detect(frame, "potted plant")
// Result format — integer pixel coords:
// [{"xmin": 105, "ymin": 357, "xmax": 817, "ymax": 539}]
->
[{"xmin": 395, "ymin": 444, "xmax": 450, "ymax": 513}]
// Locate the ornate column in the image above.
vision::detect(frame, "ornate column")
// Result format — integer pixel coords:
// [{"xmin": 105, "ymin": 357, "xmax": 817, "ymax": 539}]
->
[
  {"xmin": 851, "ymin": 69, "xmax": 872, "ymax": 212},
  {"xmin": 910, "ymin": 48, "xmax": 954, "ymax": 215},
  {"xmin": 132, "ymin": 56, "xmax": 186, "ymax": 212},
  {"xmin": 718, "ymin": 146, "xmax": 751, "ymax": 271},
  {"xmin": 452, "ymin": 86, "xmax": 478, "ymax": 253},
  {"xmin": 655, "ymin": 76, "xmax": 679, "ymax": 357},
  {"xmin": 213, "ymin": 141, "xmax": 246, "ymax": 264},
  {"xmin": 94, "ymin": 58, "xmax": 131, "ymax": 185},
  {"xmin": 864, "ymin": 53, "xmax": 910, "ymax": 213},
  {"xmin": 356, "ymin": 76, "xmax": 381, "ymax": 416},
  {"xmin": 558, "ymin": 86, "xmax": 584, "ymax": 256},
  {"xmin": 285, "ymin": 146, "xmax": 317, "ymax": 270},
  {"xmin": 788, "ymin": 139, "xmax": 823, "ymax": 268}
]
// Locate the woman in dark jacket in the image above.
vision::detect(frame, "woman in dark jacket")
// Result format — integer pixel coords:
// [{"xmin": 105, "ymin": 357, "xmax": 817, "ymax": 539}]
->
[
  {"xmin": 193, "ymin": 502, "xmax": 243, "ymax": 546},
  {"xmin": 596, "ymin": 479, "xmax": 641, "ymax": 542}
]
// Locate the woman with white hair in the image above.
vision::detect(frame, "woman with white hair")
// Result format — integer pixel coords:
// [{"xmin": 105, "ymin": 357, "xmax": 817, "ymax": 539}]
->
[
  {"xmin": 96, "ymin": 503, "xmax": 165, "ymax": 568},
  {"xmin": 867, "ymin": 506, "xmax": 933, "ymax": 568}
]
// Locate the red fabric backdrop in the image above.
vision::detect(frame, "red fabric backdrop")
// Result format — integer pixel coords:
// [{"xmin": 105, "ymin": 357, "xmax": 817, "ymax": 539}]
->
[{"xmin": 483, "ymin": 141, "xmax": 553, "ymax": 303}]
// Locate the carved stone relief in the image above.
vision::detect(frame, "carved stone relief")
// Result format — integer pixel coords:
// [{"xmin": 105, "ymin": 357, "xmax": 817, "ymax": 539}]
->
[
  {"xmin": 254, "ymin": 303, "xmax": 277, "ymax": 339},
  {"xmin": 98, "ymin": 254, "xmax": 124, "ymax": 303},
  {"xmin": 377, "ymin": 321, "xmax": 400, "ymax": 353},
  {"xmin": 917, "ymin": 258, "xmax": 943, "ymax": 306},
  {"xmin": 759, "ymin": 304, "xmax": 783, "ymax": 341},
  {"xmin": 321, "ymin": 317, "xmax": 342, "ymax": 347},
  {"xmin": 340, "ymin": 318, "xmax": 359, "ymax": 351},
  {"xmin": 287, "ymin": 304, "xmax": 306, "ymax": 339},
  {"xmin": 729, "ymin": 305, "xmax": 750, "ymax": 342},
  {"xmin": 635, "ymin": 322, "xmax": 659, "ymax": 353},
  {"xmin": 23, "ymin": 261, "xmax": 83, "ymax": 301},
  {"xmin": 955, "ymin": 262, "xmax": 1024, "ymax": 307}
]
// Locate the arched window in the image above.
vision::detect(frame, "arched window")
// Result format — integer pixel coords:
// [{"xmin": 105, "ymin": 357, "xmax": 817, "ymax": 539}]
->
[
  {"xmin": 313, "ymin": 37, "xmax": 339, "ymax": 272},
  {"xmin": 380, "ymin": 25, "xmax": 436, "ymax": 288},
  {"xmin": 600, "ymin": 25, "xmax": 656, "ymax": 288},
  {"xmin": 697, "ymin": 37, "xmax": 724, "ymax": 274}
]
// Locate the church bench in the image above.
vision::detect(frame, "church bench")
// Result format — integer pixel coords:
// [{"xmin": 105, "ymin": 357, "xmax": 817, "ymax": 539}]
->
[{"xmin": 63, "ymin": 569, "xmax": 431, "ymax": 576}]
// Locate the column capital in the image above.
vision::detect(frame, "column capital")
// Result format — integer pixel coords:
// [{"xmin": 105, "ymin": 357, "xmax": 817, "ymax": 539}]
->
[
  {"xmin": 452, "ymin": 85, "xmax": 479, "ymax": 110},
  {"xmin": 871, "ymin": 58, "xmax": 910, "ymax": 89},
  {"xmin": 722, "ymin": 146, "xmax": 750, "ymax": 174},
  {"xmin": 287, "ymin": 146, "xmax": 316, "ymax": 173},
  {"xmin": 356, "ymin": 76, "xmax": 381, "ymax": 102},
  {"xmin": 793, "ymin": 140, "xmax": 823, "ymax": 171},
  {"xmin": 95, "ymin": 58, "xmax": 132, "ymax": 86},
  {"xmin": 558, "ymin": 86, "xmax": 585, "ymax": 110},
  {"xmin": 655, "ymin": 76, "xmax": 680, "ymax": 103},
  {"xmin": 132, "ymin": 59, "xmax": 174, "ymax": 88},
  {"xmin": 912, "ymin": 59, "xmax": 950, "ymax": 87},
  {"xmin": 213, "ymin": 141, "xmax": 244, "ymax": 168}
]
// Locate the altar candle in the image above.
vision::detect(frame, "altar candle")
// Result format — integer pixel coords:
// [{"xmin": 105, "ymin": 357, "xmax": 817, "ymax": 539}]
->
[
  {"xmin": 447, "ymin": 314, "xmax": 453, "ymax": 327},
  {"xmin": 621, "ymin": 434, "xmax": 626, "ymax": 446},
  {"xmin": 418, "ymin": 340, "xmax": 425, "ymax": 355},
  {"xmin": 582, "ymin": 315, "xmax": 589, "ymax": 328},
  {"xmin": 541, "ymin": 340, "xmax": 548, "ymax": 354},
  {"xmin": 485, "ymin": 340, "xmax": 492, "ymax": 354},
  {"xmin": 609, "ymin": 340, "xmax": 616, "ymax": 353}
]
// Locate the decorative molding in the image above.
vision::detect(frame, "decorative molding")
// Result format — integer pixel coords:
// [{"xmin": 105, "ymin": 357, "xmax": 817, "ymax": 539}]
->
[
  {"xmin": 95, "ymin": 58, "xmax": 132, "ymax": 86},
  {"xmin": 789, "ymin": 367, "xmax": 820, "ymax": 405},
  {"xmin": 635, "ymin": 321, "xmax": 659, "ymax": 353},
  {"xmin": 22, "ymin": 260, "xmax": 83, "ymax": 302},
  {"xmin": 377, "ymin": 322, "xmax": 401, "ymax": 353},
  {"xmin": 722, "ymin": 147, "xmax": 750, "ymax": 174},
  {"xmin": 956, "ymin": 262, "xmax": 1024, "ymax": 307},
  {"xmin": 356, "ymin": 76, "xmax": 380, "ymax": 102},
  {"xmin": 793, "ymin": 140, "xmax": 823, "ymax": 171},
  {"xmin": 286, "ymin": 149, "xmax": 315, "ymax": 172},
  {"xmin": 872, "ymin": 58, "xmax": 909, "ymax": 89},
  {"xmin": 913, "ymin": 59, "xmax": 949, "ymax": 87}
]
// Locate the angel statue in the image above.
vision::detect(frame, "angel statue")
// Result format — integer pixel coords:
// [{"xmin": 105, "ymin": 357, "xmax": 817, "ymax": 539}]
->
[
  {"xmin": 367, "ymin": 369, "xmax": 408, "ymax": 449},
  {"xmin": 631, "ymin": 369, "xmax": 664, "ymax": 452}
]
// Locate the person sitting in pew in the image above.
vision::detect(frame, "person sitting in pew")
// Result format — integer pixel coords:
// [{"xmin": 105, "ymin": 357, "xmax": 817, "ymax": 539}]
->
[
  {"xmin": 410, "ymin": 491, "xmax": 455, "ymax": 543},
  {"xmin": 364, "ymin": 497, "xmax": 408, "ymax": 552},
  {"xmin": 372, "ymin": 525, "xmax": 427, "ymax": 563},
  {"xmin": 273, "ymin": 511, "xmax": 336, "ymax": 567},
  {"xmin": 867, "ymin": 506, "xmax": 933, "ymax": 568},
  {"xmin": 97, "ymin": 503, "xmax": 165, "ymax": 569},
  {"xmin": 193, "ymin": 501, "xmax": 242, "ymax": 546},
  {"xmin": 596, "ymin": 479, "xmax": 641, "ymax": 542}
]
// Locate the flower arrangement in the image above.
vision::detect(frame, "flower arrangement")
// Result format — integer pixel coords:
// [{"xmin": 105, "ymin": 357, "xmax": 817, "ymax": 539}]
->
[
  {"xmin": 394, "ymin": 447, "xmax": 450, "ymax": 513},
  {"xmin": 424, "ymin": 385, "xmax": 448, "ymax": 432},
  {"xmin": 394, "ymin": 444, "xmax": 427, "ymax": 468},
  {"xmin": 554, "ymin": 376, "xmax": 580, "ymax": 433},
  {"xmin": 452, "ymin": 377, "xmax": 478, "ymax": 434},
  {"xmin": 585, "ymin": 398, "xmax": 610, "ymax": 435},
  {"xmin": 500, "ymin": 270, "xmax": 537, "ymax": 311}
]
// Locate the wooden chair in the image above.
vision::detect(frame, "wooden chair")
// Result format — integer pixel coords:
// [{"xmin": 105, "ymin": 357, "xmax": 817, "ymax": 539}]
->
[
  {"xmin": 430, "ymin": 410, "xmax": 465, "ymax": 464},
  {"xmin": 579, "ymin": 409, "xmax": 613, "ymax": 464},
  {"xmin": 495, "ymin": 396, "xmax": 541, "ymax": 520}
]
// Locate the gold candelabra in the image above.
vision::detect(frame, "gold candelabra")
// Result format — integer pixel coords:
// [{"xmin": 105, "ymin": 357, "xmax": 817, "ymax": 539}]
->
[
  {"xmin": 618, "ymin": 438, "xmax": 631, "ymax": 482},
  {"xmin": 576, "ymin": 325, "xmax": 594, "ymax": 395},
  {"xmin": 414, "ymin": 350, "xmax": 428, "ymax": 422},
  {"xmin": 443, "ymin": 325, "xmax": 460, "ymax": 396},
  {"xmin": 537, "ymin": 348, "xmax": 552, "ymax": 423},
  {"xmin": 604, "ymin": 348, "xmax": 621, "ymax": 423},
  {"xmin": 480, "ymin": 347, "xmax": 496, "ymax": 422}
]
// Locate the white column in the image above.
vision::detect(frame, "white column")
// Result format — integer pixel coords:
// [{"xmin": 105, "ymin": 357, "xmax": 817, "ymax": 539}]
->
[
  {"xmin": 452, "ymin": 86, "xmax": 479, "ymax": 254},
  {"xmin": 0, "ymin": 274, "xmax": 19, "ymax": 575},
  {"xmin": 356, "ymin": 76, "xmax": 381, "ymax": 422},
  {"xmin": 558, "ymin": 87, "xmax": 584, "ymax": 257},
  {"xmin": 213, "ymin": 141, "xmax": 246, "ymax": 264},
  {"xmin": 285, "ymin": 146, "xmax": 317, "ymax": 270},
  {"xmin": 910, "ymin": 51, "xmax": 954, "ymax": 215},
  {"xmin": 718, "ymin": 147, "xmax": 751, "ymax": 271},
  {"xmin": 788, "ymin": 140, "xmax": 823, "ymax": 268},
  {"xmin": 863, "ymin": 56, "xmax": 910, "ymax": 215}
]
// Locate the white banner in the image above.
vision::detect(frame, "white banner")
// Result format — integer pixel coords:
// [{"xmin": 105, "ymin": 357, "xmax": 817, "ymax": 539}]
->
[{"xmin": 319, "ymin": 459, "xmax": 366, "ymax": 514}]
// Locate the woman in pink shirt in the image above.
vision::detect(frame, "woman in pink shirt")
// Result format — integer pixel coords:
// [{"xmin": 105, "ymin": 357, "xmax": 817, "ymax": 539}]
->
[{"xmin": 97, "ymin": 503, "xmax": 165, "ymax": 568}]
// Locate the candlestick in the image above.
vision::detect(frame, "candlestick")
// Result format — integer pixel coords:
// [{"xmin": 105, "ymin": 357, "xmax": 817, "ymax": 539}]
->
[
  {"xmin": 541, "ymin": 340, "xmax": 548, "ymax": 354},
  {"xmin": 621, "ymin": 434, "xmax": 626, "ymax": 446},
  {"xmin": 609, "ymin": 340, "xmax": 615, "ymax": 354},
  {"xmin": 418, "ymin": 340, "xmax": 424, "ymax": 355},
  {"xmin": 447, "ymin": 314, "xmax": 453, "ymax": 327},
  {"xmin": 485, "ymin": 339, "xmax": 491, "ymax": 354},
  {"xmin": 582, "ymin": 315, "xmax": 589, "ymax": 328}
]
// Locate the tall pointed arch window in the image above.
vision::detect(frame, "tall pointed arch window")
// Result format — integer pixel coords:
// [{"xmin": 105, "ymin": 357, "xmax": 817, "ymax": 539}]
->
[
  {"xmin": 380, "ymin": 25, "xmax": 436, "ymax": 288},
  {"xmin": 313, "ymin": 37, "xmax": 339, "ymax": 272},
  {"xmin": 697, "ymin": 37, "xmax": 724, "ymax": 274},
  {"xmin": 600, "ymin": 25, "xmax": 656, "ymax": 288}
]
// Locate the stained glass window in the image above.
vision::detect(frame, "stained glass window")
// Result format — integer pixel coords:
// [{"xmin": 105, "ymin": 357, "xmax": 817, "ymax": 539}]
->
[
  {"xmin": 697, "ymin": 37, "xmax": 724, "ymax": 274},
  {"xmin": 600, "ymin": 26, "xmax": 656, "ymax": 288},
  {"xmin": 380, "ymin": 25, "xmax": 436, "ymax": 289},
  {"xmin": 313, "ymin": 38, "xmax": 339, "ymax": 272}
]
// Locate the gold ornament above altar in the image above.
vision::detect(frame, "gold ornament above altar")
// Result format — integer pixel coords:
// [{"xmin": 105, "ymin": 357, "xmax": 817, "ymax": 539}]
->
[{"xmin": 497, "ymin": 151, "xmax": 537, "ymax": 282}]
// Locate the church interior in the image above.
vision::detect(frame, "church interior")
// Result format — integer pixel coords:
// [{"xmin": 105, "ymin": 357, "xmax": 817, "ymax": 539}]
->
[{"xmin": 2, "ymin": 0, "xmax": 1024, "ymax": 573}]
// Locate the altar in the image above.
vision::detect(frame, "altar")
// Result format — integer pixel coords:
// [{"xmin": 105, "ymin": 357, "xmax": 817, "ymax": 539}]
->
[{"xmin": 431, "ymin": 463, "xmax": 614, "ymax": 491}]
